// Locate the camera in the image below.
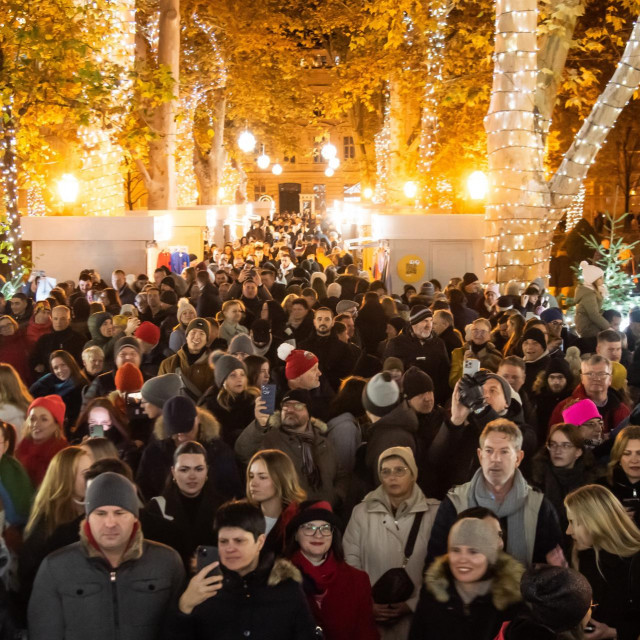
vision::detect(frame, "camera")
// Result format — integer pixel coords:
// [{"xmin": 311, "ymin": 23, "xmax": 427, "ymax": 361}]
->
[{"xmin": 457, "ymin": 370, "xmax": 491, "ymax": 413}]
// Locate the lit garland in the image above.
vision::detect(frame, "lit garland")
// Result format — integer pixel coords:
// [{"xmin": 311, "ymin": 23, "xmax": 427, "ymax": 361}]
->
[
  {"xmin": 565, "ymin": 183, "xmax": 585, "ymax": 231},
  {"xmin": 418, "ymin": 0, "xmax": 448, "ymax": 208},
  {"xmin": 373, "ymin": 87, "xmax": 391, "ymax": 204},
  {"xmin": 0, "ymin": 101, "xmax": 22, "ymax": 275},
  {"xmin": 483, "ymin": 0, "xmax": 640, "ymax": 285},
  {"xmin": 26, "ymin": 185, "xmax": 46, "ymax": 217}
]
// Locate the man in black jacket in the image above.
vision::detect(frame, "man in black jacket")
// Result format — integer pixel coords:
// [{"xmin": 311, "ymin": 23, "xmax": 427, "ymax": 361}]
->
[
  {"xmin": 432, "ymin": 309, "xmax": 463, "ymax": 358},
  {"xmin": 111, "ymin": 269, "xmax": 136, "ymax": 305},
  {"xmin": 195, "ymin": 271, "xmax": 222, "ymax": 318},
  {"xmin": 299, "ymin": 307, "xmax": 357, "ymax": 391},
  {"xmin": 30, "ymin": 305, "xmax": 86, "ymax": 376},
  {"xmin": 383, "ymin": 305, "xmax": 451, "ymax": 405}
]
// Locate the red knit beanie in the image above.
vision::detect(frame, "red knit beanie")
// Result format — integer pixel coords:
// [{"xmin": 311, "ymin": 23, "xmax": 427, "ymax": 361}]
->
[
  {"xmin": 28, "ymin": 395, "xmax": 66, "ymax": 428},
  {"xmin": 285, "ymin": 349, "xmax": 318, "ymax": 380},
  {"xmin": 115, "ymin": 362, "xmax": 144, "ymax": 393},
  {"xmin": 134, "ymin": 321, "xmax": 161, "ymax": 346}
]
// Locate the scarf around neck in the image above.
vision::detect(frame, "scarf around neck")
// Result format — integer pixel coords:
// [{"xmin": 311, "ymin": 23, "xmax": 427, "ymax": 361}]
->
[
  {"xmin": 281, "ymin": 423, "xmax": 320, "ymax": 489},
  {"xmin": 292, "ymin": 549, "xmax": 338, "ymax": 595},
  {"xmin": 468, "ymin": 468, "xmax": 529, "ymax": 564}
]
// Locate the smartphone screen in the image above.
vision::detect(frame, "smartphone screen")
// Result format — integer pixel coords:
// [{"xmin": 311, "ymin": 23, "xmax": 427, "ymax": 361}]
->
[
  {"xmin": 89, "ymin": 424, "xmax": 104, "ymax": 439},
  {"xmin": 196, "ymin": 546, "xmax": 222, "ymax": 578},
  {"xmin": 261, "ymin": 384, "xmax": 277, "ymax": 415},
  {"xmin": 463, "ymin": 358, "xmax": 480, "ymax": 376}
]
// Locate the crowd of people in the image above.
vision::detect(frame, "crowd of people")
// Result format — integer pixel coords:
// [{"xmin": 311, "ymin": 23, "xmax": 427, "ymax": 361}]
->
[{"xmin": 0, "ymin": 211, "xmax": 639, "ymax": 640}]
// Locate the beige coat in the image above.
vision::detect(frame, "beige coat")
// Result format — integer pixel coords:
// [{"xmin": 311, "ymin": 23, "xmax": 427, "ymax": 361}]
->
[{"xmin": 343, "ymin": 483, "xmax": 440, "ymax": 640}]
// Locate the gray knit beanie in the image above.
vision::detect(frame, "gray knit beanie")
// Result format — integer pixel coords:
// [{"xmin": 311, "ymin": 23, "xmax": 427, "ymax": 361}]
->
[
  {"xmin": 362, "ymin": 371, "xmax": 401, "ymax": 417},
  {"xmin": 211, "ymin": 351, "xmax": 246, "ymax": 388},
  {"xmin": 448, "ymin": 518, "xmax": 500, "ymax": 565},
  {"xmin": 141, "ymin": 373, "xmax": 183, "ymax": 408},
  {"xmin": 229, "ymin": 333, "xmax": 255, "ymax": 356},
  {"xmin": 85, "ymin": 472, "xmax": 139, "ymax": 517},
  {"xmin": 114, "ymin": 336, "xmax": 141, "ymax": 358}
]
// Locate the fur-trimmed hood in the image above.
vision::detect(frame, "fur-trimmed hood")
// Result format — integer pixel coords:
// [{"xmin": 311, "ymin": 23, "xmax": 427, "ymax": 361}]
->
[
  {"xmin": 153, "ymin": 405, "xmax": 221, "ymax": 441},
  {"xmin": 267, "ymin": 557, "xmax": 303, "ymax": 586},
  {"xmin": 263, "ymin": 410, "xmax": 328, "ymax": 434},
  {"xmin": 426, "ymin": 552, "xmax": 524, "ymax": 611}
]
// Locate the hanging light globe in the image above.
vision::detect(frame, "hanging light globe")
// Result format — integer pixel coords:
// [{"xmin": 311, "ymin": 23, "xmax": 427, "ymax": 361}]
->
[
  {"xmin": 328, "ymin": 157, "xmax": 340, "ymax": 170},
  {"xmin": 58, "ymin": 173, "xmax": 80, "ymax": 203},
  {"xmin": 257, "ymin": 154, "xmax": 270, "ymax": 170},
  {"xmin": 272, "ymin": 163, "xmax": 283, "ymax": 175},
  {"xmin": 238, "ymin": 130, "xmax": 256, "ymax": 153},
  {"xmin": 325, "ymin": 167, "xmax": 335, "ymax": 177},
  {"xmin": 321, "ymin": 143, "xmax": 337, "ymax": 160},
  {"xmin": 363, "ymin": 187, "xmax": 373, "ymax": 200},
  {"xmin": 467, "ymin": 171, "xmax": 488, "ymax": 200},
  {"xmin": 403, "ymin": 181, "xmax": 418, "ymax": 199}
]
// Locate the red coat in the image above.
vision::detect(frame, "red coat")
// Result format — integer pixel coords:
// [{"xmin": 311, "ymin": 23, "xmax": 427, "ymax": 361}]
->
[
  {"xmin": 291, "ymin": 551, "xmax": 379, "ymax": 640},
  {"xmin": 0, "ymin": 331, "xmax": 32, "ymax": 385},
  {"xmin": 15, "ymin": 436, "xmax": 68, "ymax": 487},
  {"xmin": 25, "ymin": 318, "xmax": 52, "ymax": 350},
  {"xmin": 548, "ymin": 383, "xmax": 630, "ymax": 436}
]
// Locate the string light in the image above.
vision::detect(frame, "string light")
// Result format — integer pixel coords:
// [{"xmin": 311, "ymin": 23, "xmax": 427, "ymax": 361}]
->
[
  {"xmin": 373, "ymin": 85, "xmax": 391, "ymax": 204},
  {"xmin": 483, "ymin": 0, "xmax": 640, "ymax": 284},
  {"xmin": 565, "ymin": 184, "xmax": 585, "ymax": 231}
]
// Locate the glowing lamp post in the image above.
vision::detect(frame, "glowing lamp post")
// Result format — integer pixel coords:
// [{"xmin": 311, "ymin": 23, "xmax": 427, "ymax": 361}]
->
[
  {"xmin": 363, "ymin": 187, "xmax": 373, "ymax": 200},
  {"xmin": 324, "ymin": 167, "xmax": 334, "ymax": 177},
  {"xmin": 272, "ymin": 163, "xmax": 283, "ymax": 176},
  {"xmin": 321, "ymin": 143, "xmax": 337, "ymax": 160},
  {"xmin": 257, "ymin": 153, "xmax": 270, "ymax": 170},
  {"xmin": 403, "ymin": 181, "xmax": 418, "ymax": 199},
  {"xmin": 58, "ymin": 173, "xmax": 79, "ymax": 204},
  {"xmin": 467, "ymin": 171, "xmax": 488, "ymax": 200}
]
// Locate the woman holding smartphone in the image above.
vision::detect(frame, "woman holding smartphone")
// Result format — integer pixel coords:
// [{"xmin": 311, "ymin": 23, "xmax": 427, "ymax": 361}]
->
[
  {"xmin": 199, "ymin": 353, "xmax": 257, "ymax": 448},
  {"xmin": 565, "ymin": 484, "xmax": 640, "ymax": 640}
]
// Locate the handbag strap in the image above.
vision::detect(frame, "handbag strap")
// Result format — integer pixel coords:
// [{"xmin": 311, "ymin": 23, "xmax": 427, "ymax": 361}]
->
[{"xmin": 403, "ymin": 511, "xmax": 425, "ymax": 563}]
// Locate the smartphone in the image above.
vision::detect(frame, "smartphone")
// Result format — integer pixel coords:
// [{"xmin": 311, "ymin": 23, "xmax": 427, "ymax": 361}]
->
[
  {"xmin": 261, "ymin": 384, "xmax": 277, "ymax": 415},
  {"xmin": 584, "ymin": 623, "xmax": 595, "ymax": 634},
  {"xmin": 127, "ymin": 392, "xmax": 143, "ymax": 401},
  {"xmin": 89, "ymin": 424, "xmax": 104, "ymax": 439},
  {"xmin": 622, "ymin": 497, "xmax": 640, "ymax": 510},
  {"xmin": 463, "ymin": 358, "xmax": 480, "ymax": 376},
  {"xmin": 196, "ymin": 546, "xmax": 222, "ymax": 578}
]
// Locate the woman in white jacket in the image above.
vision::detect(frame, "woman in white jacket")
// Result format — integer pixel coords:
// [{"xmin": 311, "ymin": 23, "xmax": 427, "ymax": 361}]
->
[{"xmin": 343, "ymin": 446, "xmax": 440, "ymax": 640}]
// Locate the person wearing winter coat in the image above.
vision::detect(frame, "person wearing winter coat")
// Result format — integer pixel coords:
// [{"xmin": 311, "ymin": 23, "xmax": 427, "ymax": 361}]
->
[
  {"xmin": 235, "ymin": 389, "xmax": 347, "ymax": 507},
  {"xmin": 573, "ymin": 261, "xmax": 610, "ymax": 349},
  {"xmin": 599, "ymin": 425, "xmax": 640, "ymax": 528},
  {"xmin": 409, "ymin": 516, "xmax": 525, "ymax": 640},
  {"xmin": 83, "ymin": 311, "xmax": 122, "ymax": 368},
  {"xmin": 0, "ymin": 421, "xmax": 33, "ymax": 529},
  {"xmin": 520, "ymin": 328, "xmax": 551, "ymax": 396},
  {"xmin": 136, "ymin": 395, "xmax": 241, "ymax": 501},
  {"xmin": 158, "ymin": 318, "xmax": 213, "ymax": 399},
  {"xmin": 531, "ymin": 423, "xmax": 598, "ymax": 554},
  {"xmin": 167, "ymin": 500, "xmax": 317, "ymax": 640},
  {"xmin": 427, "ymin": 420, "xmax": 564, "ymax": 568},
  {"xmin": 497, "ymin": 565, "xmax": 593, "ymax": 640},
  {"xmin": 198, "ymin": 353, "xmax": 258, "ymax": 448},
  {"xmin": 28, "ymin": 472, "xmax": 185, "ymax": 640},
  {"xmin": 285, "ymin": 500, "xmax": 379, "ymax": 640},
  {"xmin": 343, "ymin": 447, "xmax": 440, "ymax": 640},
  {"xmin": 448, "ymin": 318, "xmax": 503, "ymax": 388},
  {"xmin": 355, "ymin": 292, "xmax": 389, "ymax": 355},
  {"xmin": 147, "ymin": 441, "xmax": 224, "ymax": 568},
  {"xmin": 565, "ymin": 484, "xmax": 640, "ymax": 640},
  {"xmin": 383, "ymin": 306, "xmax": 451, "ymax": 406},
  {"xmin": 431, "ymin": 309, "xmax": 464, "ymax": 358}
]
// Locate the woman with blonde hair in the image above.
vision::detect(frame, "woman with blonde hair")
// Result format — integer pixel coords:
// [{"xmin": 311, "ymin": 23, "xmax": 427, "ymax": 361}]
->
[
  {"xmin": 600, "ymin": 425, "xmax": 640, "ymax": 528},
  {"xmin": 246, "ymin": 448, "xmax": 306, "ymax": 556},
  {"xmin": 565, "ymin": 484, "xmax": 640, "ymax": 640},
  {"xmin": 15, "ymin": 395, "xmax": 69, "ymax": 486},
  {"xmin": 218, "ymin": 299, "xmax": 248, "ymax": 345},
  {"xmin": 18, "ymin": 446, "xmax": 92, "ymax": 613},
  {"xmin": 0, "ymin": 363, "xmax": 33, "ymax": 434}
]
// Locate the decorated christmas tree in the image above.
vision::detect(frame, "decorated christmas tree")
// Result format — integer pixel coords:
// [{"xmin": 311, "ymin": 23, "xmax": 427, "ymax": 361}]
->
[{"xmin": 581, "ymin": 212, "xmax": 640, "ymax": 314}]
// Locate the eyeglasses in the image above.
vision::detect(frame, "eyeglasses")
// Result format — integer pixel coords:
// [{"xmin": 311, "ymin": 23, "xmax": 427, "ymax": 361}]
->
[
  {"xmin": 299, "ymin": 523, "xmax": 333, "ymax": 537},
  {"xmin": 581, "ymin": 372, "xmax": 611, "ymax": 379},
  {"xmin": 380, "ymin": 466, "xmax": 410, "ymax": 478},
  {"xmin": 547, "ymin": 442, "xmax": 575, "ymax": 451},
  {"xmin": 282, "ymin": 402, "xmax": 305, "ymax": 411}
]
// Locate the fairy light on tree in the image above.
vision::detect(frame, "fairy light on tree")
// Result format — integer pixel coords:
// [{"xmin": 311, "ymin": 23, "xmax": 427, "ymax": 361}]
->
[
  {"xmin": 565, "ymin": 184, "xmax": 586, "ymax": 232},
  {"xmin": 373, "ymin": 88, "xmax": 391, "ymax": 204},
  {"xmin": 484, "ymin": 0, "xmax": 640, "ymax": 285}
]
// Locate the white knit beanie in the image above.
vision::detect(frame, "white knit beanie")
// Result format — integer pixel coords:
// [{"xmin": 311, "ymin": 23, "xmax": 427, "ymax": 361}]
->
[
  {"xmin": 580, "ymin": 261, "xmax": 604, "ymax": 285},
  {"xmin": 327, "ymin": 283, "xmax": 342, "ymax": 298}
]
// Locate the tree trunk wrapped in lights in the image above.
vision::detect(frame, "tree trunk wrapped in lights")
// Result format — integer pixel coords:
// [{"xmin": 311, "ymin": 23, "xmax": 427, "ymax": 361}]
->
[{"xmin": 484, "ymin": 0, "xmax": 640, "ymax": 284}]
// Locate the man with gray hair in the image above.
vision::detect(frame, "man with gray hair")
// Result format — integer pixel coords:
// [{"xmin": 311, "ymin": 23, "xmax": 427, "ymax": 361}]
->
[
  {"xmin": 548, "ymin": 353, "xmax": 630, "ymax": 436},
  {"xmin": 426, "ymin": 419, "xmax": 563, "ymax": 568}
]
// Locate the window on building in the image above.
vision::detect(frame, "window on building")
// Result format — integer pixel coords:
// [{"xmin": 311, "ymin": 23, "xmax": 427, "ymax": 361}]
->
[
  {"xmin": 313, "ymin": 145, "xmax": 322, "ymax": 164},
  {"xmin": 284, "ymin": 155, "xmax": 296, "ymax": 164},
  {"xmin": 343, "ymin": 136, "xmax": 355, "ymax": 160},
  {"xmin": 254, "ymin": 183, "xmax": 266, "ymax": 200}
]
